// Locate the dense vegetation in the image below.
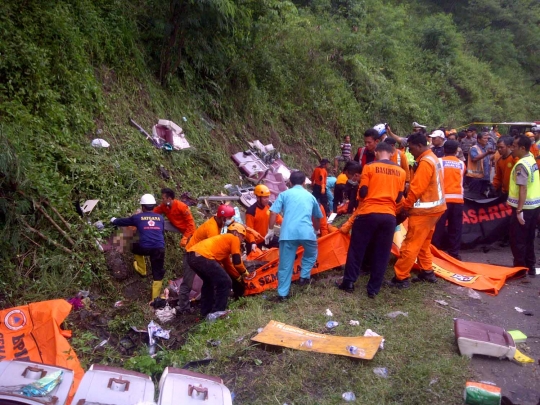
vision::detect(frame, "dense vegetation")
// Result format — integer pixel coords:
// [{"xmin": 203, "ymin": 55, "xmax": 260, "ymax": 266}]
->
[{"xmin": 1, "ymin": 0, "xmax": 540, "ymax": 302}]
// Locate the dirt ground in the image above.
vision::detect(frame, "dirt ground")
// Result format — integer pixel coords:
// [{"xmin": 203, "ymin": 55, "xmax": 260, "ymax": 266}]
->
[{"xmin": 448, "ymin": 241, "xmax": 540, "ymax": 405}]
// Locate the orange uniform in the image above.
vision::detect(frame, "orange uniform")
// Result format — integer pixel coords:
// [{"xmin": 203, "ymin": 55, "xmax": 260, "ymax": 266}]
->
[
  {"xmin": 311, "ymin": 166, "xmax": 328, "ymax": 189},
  {"xmin": 185, "ymin": 217, "xmax": 221, "ymax": 250},
  {"xmin": 395, "ymin": 149, "xmax": 446, "ymax": 280},
  {"xmin": 493, "ymin": 153, "xmax": 518, "ymax": 194},
  {"xmin": 336, "ymin": 173, "xmax": 348, "ymax": 185},
  {"xmin": 316, "ymin": 204, "xmax": 338, "ymax": 236},
  {"xmin": 154, "ymin": 200, "xmax": 196, "ymax": 247},
  {"xmin": 440, "ymin": 156, "xmax": 465, "ymax": 203},
  {"xmin": 531, "ymin": 143, "xmax": 539, "ymax": 158},
  {"xmin": 187, "ymin": 233, "xmax": 247, "ymax": 279},
  {"xmin": 245, "ymin": 204, "xmax": 282, "ymax": 239},
  {"xmin": 390, "ymin": 149, "xmax": 411, "ymax": 182}
]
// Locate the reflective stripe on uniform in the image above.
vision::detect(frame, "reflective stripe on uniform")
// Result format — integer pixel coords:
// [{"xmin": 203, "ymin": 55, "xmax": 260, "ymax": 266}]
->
[
  {"xmin": 445, "ymin": 193, "xmax": 464, "ymax": 200},
  {"xmin": 414, "ymin": 155, "xmax": 445, "ymax": 208}
]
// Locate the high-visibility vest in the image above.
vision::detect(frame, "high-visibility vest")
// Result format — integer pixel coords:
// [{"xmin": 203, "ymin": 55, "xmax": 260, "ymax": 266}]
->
[
  {"xmin": 466, "ymin": 145, "xmax": 485, "ymax": 178},
  {"xmin": 507, "ymin": 153, "xmax": 540, "ymax": 209},
  {"xmin": 410, "ymin": 153, "xmax": 446, "ymax": 215},
  {"xmin": 439, "ymin": 156, "xmax": 465, "ymax": 204}
]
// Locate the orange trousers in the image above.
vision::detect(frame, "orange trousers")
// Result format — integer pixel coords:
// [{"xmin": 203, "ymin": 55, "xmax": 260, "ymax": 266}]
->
[{"xmin": 394, "ymin": 214, "xmax": 442, "ymax": 280}]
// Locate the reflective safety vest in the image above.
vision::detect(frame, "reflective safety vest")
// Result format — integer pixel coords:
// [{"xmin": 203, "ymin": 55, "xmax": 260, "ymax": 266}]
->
[
  {"xmin": 410, "ymin": 153, "xmax": 446, "ymax": 215},
  {"xmin": 508, "ymin": 153, "xmax": 540, "ymax": 209},
  {"xmin": 466, "ymin": 145, "xmax": 485, "ymax": 178},
  {"xmin": 439, "ymin": 156, "xmax": 465, "ymax": 204}
]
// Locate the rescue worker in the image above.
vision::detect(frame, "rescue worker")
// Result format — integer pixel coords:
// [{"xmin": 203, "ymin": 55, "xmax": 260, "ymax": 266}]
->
[
  {"xmin": 353, "ymin": 129, "xmax": 381, "ymax": 167},
  {"xmin": 508, "ymin": 135, "xmax": 540, "ymax": 278},
  {"xmin": 384, "ymin": 138, "xmax": 410, "ymax": 195},
  {"xmin": 337, "ymin": 142, "xmax": 406, "ymax": 298},
  {"xmin": 154, "ymin": 188, "xmax": 196, "ymax": 248},
  {"xmin": 446, "ymin": 131, "xmax": 466, "ymax": 162},
  {"xmin": 176, "ymin": 204, "xmax": 235, "ymax": 314},
  {"xmin": 387, "ymin": 133, "xmax": 447, "ymax": 289},
  {"xmin": 467, "ymin": 132, "xmax": 495, "ymax": 197},
  {"xmin": 493, "ymin": 136, "xmax": 517, "ymax": 198},
  {"xmin": 532, "ymin": 125, "xmax": 540, "ymax": 147},
  {"xmin": 267, "ymin": 171, "xmax": 323, "ymax": 300},
  {"xmin": 429, "ymin": 130, "xmax": 446, "ymax": 158},
  {"xmin": 311, "ymin": 158, "xmax": 330, "ymax": 215},
  {"xmin": 386, "ymin": 122, "xmax": 426, "ymax": 148},
  {"xmin": 333, "ymin": 161, "xmax": 362, "ymax": 213},
  {"xmin": 111, "ymin": 194, "xmax": 165, "ymax": 299},
  {"xmin": 432, "ymin": 141, "xmax": 465, "ymax": 259},
  {"xmin": 186, "ymin": 223, "xmax": 251, "ymax": 316},
  {"xmin": 245, "ymin": 185, "xmax": 282, "ymax": 249},
  {"xmin": 525, "ymin": 132, "xmax": 540, "ymax": 159}
]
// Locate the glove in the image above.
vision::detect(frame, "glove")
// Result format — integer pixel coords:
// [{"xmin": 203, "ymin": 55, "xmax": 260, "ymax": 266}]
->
[
  {"xmin": 236, "ymin": 275, "xmax": 243, "ymax": 282},
  {"xmin": 242, "ymin": 271, "xmax": 250, "ymax": 279},
  {"xmin": 517, "ymin": 210, "xmax": 525, "ymax": 225},
  {"xmin": 340, "ymin": 219, "xmax": 353, "ymax": 234},
  {"xmin": 110, "ymin": 217, "xmax": 117, "ymax": 224},
  {"xmin": 180, "ymin": 236, "xmax": 189, "ymax": 248},
  {"xmin": 251, "ymin": 243, "xmax": 257, "ymax": 252},
  {"xmin": 265, "ymin": 228, "xmax": 276, "ymax": 245}
]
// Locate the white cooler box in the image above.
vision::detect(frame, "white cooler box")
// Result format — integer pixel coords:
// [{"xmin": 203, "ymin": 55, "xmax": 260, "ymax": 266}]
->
[
  {"xmin": 72, "ymin": 364, "xmax": 154, "ymax": 405},
  {"xmin": 0, "ymin": 360, "xmax": 74, "ymax": 405},
  {"xmin": 158, "ymin": 367, "xmax": 232, "ymax": 405}
]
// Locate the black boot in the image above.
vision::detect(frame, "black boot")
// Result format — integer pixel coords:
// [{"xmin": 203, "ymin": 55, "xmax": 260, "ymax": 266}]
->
[
  {"xmin": 335, "ymin": 279, "xmax": 354, "ymax": 293},
  {"xmin": 413, "ymin": 270, "xmax": 438, "ymax": 283}
]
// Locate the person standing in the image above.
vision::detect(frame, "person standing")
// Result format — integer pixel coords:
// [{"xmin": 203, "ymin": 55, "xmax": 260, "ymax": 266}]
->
[
  {"xmin": 176, "ymin": 204, "xmax": 235, "ymax": 313},
  {"xmin": 333, "ymin": 161, "xmax": 362, "ymax": 213},
  {"xmin": 353, "ymin": 129, "xmax": 381, "ymax": 166},
  {"xmin": 267, "ymin": 171, "xmax": 323, "ymax": 300},
  {"xmin": 311, "ymin": 159, "xmax": 330, "ymax": 215},
  {"xmin": 245, "ymin": 185, "xmax": 283, "ymax": 248},
  {"xmin": 336, "ymin": 142, "xmax": 406, "ymax": 298},
  {"xmin": 432, "ymin": 141, "xmax": 465, "ymax": 260},
  {"xmin": 467, "ymin": 132, "xmax": 495, "ymax": 197},
  {"xmin": 384, "ymin": 138, "xmax": 410, "ymax": 195},
  {"xmin": 387, "ymin": 133, "xmax": 447, "ymax": 289},
  {"xmin": 334, "ymin": 135, "xmax": 352, "ymax": 172},
  {"xmin": 154, "ymin": 188, "xmax": 196, "ymax": 248},
  {"xmin": 460, "ymin": 128, "xmax": 477, "ymax": 163},
  {"xmin": 508, "ymin": 135, "xmax": 540, "ymax": 277},
  {"xmin": 111, "ymin": 194, "xmax": 166, "ymax": 299},
  {"xmin": 186, "ymin": 223, "xmax": 251, "ymax": 316},
  {"xmin": 493, "ymin": 136, "xmax": 517, "ymax": 198},
  {"xmin": 429, "ymin": 130, "xmax": 446, "ymax": 158}
]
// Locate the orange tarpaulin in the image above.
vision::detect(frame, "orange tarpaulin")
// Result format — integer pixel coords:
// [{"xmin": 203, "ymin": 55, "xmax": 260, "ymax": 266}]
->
[
  {"xmin": 246, "ymin": 224, "xmax": 525, "ymax": 296},
  {"xmin": 0, "ymin": 299, "xmax": 84, "ymax": 403}
]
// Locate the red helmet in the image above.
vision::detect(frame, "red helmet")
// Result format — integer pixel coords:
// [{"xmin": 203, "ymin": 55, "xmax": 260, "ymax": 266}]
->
[{"xmin": 216, "ymin": 204, "xmax": 235, "ymax": 218}]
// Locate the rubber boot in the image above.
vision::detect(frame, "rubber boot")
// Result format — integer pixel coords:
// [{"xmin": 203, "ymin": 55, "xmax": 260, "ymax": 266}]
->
[
  {"xmin": 152, "ymin": 281, "xmax": 163, "ymax": 300},
  {"xmin": 133, "ymin": 255, "xmax": 147, "ymax": 276}
]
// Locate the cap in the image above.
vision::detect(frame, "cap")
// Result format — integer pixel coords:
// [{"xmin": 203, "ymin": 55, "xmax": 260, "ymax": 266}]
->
[
  {"xmin": 320, "ymin": 158, "xmax": 330, "ymax": 164},
  {"xmin": 467, "ymin": 126, "xmax": 477, "ymax": 132},
  {"xmin": 429, "ymin": 130, "xmax": 446, "ymax": 139},
  {"xmin": 525, "ymin": 131, "xmax": 535, "ymax": 138},
  {"xmin": 532, "ymin": 126, "xmax": 540, "ymax": 133},
  {"xmin": 383, "ymin": 137, "xmax": 397, "ymax": 145},
  {"xmin": 412, "ymin": 121, "xmax": 426, "ymax": 129},
  {"xmin": 373, "ymin": 123, "xmax": 387, "ymax": 135}
]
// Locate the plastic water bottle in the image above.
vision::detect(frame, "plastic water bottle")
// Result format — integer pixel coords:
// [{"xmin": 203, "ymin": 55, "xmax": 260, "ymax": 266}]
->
[
  {"xmin": 373, "ymin": 367, "xmax": 389, "ymax": 378},
  {"xmin": 206, "ymin": 311, "xmax": 228, "ymax": 322},
  {"xmin": 326, "ymin": 321, "xmax": 339, "ymax": 329},
  {"xmin": 301, "ymin": 340, "xmax": 313, "ymax": 348},
  {"xmin": 346, "ymin": 345, "xmax": 359, "ymax": 355},
  {"xmin": 342, "ymin": 392, "xmax": 356, "ymax": 401}
]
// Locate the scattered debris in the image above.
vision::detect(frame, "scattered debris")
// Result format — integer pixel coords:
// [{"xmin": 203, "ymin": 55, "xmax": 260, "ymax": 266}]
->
[
  {"xmin": 349, "ymin": 320, "xmax": 360, "ymax": 326},
  {"xmin": 153, "ymin": 119, "xmax": 190, "ymax": 150},
  {"xmin": 463, "ymin": 382, "xmax": 501, "ymax": 405},
  {"xmin": 435, "ymin": 300, "xmax": 448, "ymax": 306},
  {"xmin": 429, "ymin": 378, "xmax": 439, "ymax": 386},
  {"xmin": 386, "ymin": 311, "xmax": 408, "ymax": 318},
  {"xmin": 364, "ymin": 329, "xmax": 384, "ymax": 349},
  {"xmin": 513, "ymin": 348, "xmax": 535, "ymax": 364},
  {"xmin": 326, "ymin": 321, "xmax": 339, "ymax": 329},
  {"xmin": 91, "ymin": 138, "xmax": 110, "ymax": 148},
  {"xmin": 342, "ymin": 392, "xmax": 356, "ymax": 401},
  {"xmin": 508, "ymin": 330, "xmax": 527, "ymax": 343},
  {"xmin": 454, "ymin": 318, "xmax": 515, "ymax": 360},
  {"xmin": 93, "ymin": 220, "xmax": 104, "ymax": 230},
  {"xmin": 155, "ymin": 304, "xmax": 176, "ymax": 323},
  {"xmin": 21, "ymin": 370, "xmax": 63, "ymax": 397},
  {"xmin": 207, "ymin": 339, "xmax": 221, "ymax": 347},
  {"xmin": 325, "ymin": 308, "xmax": 333, "ymax": 317},
  {"xmin": 373, "ymin": 367, "xmax": 389, "ymax": 378},
  {"xmin": 67, "ymin": 296, "xmax": 84, "ymax": 311},
  {"xmin": 346, "ymin": 345, "xmax": 366, "ymax": 357},
  {"xmin": 94, "ymin": 339, "xmax": 109, "ymax": 350},
  {"xmin": 467, "ymin": 289, "xmax": 482, "ymax": 300},
  {"xmin": 114, "ymin": 300, "xmax": 124, "ymax": 307},
  {"xmin": 206, "ymin": 310, "xmax": 231, "ymax": 322},
  {"xmin": 515, "ymin": 307, "xmax": 525, "ymax": 313},
  {"xmin": 300, "ymin": 340, "xmax": 313, "ymax": 348}
]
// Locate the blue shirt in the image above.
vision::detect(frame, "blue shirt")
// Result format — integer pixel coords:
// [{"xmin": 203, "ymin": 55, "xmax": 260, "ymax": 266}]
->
[
  {"xmin": 270, "ymin": 185, "xmax": 323, "ymax": 241},
  {"xmin": 326, "ymin": 176, "xmax": 337, "ymax": 210},
  {"xmin": 469, "ymin": 145, "xmax": 490, "ymax": 180},
  {"xmin": 113, "ymin": 212, "xmax": 165, "ymax": 249}
]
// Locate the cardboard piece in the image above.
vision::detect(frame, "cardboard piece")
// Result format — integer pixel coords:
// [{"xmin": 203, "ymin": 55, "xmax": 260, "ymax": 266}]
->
[
  {"xmin": 82, "ymin": 199, "xmax": 100, "ymax": 214},
  {"xmin": 252, "ymin": 320, "xmax": 383, "ymax": 360}
]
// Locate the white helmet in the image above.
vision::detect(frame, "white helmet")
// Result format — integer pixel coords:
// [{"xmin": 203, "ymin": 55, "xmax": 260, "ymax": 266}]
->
[
  {"xmin": 373, "ymin": 123, "xmax": 386, "ymax": 136},
  {"xmin": 140, "ymin": 194, "xmax": 156, "ymax": 205}
]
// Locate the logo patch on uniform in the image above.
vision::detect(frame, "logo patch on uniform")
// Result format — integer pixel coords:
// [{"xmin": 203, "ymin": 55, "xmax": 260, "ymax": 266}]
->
[
  {"xmin": 507, "ymin": 163, "xmax": 512, "ymax": 168},
  {"xmin": 148, "ymin": 220, "xmax": 155, "ymax": 227},
  {"xmin": 4, "ymin": 309, "xmax": 27, "ymax": 331}
]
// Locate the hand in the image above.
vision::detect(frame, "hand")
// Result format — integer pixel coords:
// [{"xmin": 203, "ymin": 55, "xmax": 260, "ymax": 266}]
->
[
  {"xmin": 251, "ymin": 243, "xmax": 257, "ymax": 252},
  {"xmin": 321, "ymin": 189, "xmax": 326, "ymax": 195},
  {"xmin": 110, "ymin": 217, "xmax": 117, "ymax": 224},
  {"xmin": 340, "ymin": 221, "xmax": 352, "ymax": 234},
  {"xmin": 265, "ymin": 229, "xmax": 276, "ymax": 245},
  {"xmin": 517, "ymin": 211, "xmax": 525, "ymax": 225},
  {"xmin": 180, "ymin": 236, "xmax": 189, "ymax": 248},
  {"xmin": 244, "ymin": 270, "xmax": 256, "ymax": 281}
]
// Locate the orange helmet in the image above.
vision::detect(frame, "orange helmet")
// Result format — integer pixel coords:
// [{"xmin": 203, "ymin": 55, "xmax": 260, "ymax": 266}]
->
[
  {"xmin": 227, "ymin": 222, "xmax": 246, "ymax": 236},
  {"xmin": 216, "ymin": 204, "xmax": 235, "ymax": 218},
  {"xmin": 525, "ymin": 131, "xmax": 535, "ymax": 138},
  {"xmin": 254, "ymin": 184, "xmax": 271, "ymax": 197}
]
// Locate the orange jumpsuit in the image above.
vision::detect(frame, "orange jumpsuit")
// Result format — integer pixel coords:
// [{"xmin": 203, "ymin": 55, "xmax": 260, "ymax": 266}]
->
[
  {"xmin": 245, "ymin": 203, "xmax": 282, "ymax": 242},
  {"xmin": 394, "ymin": 149, "xmax": 447, "ymax": 280},
  {"xmin": 154, "ymin": 200, "xmax": 196, "ymax": 247},
  {"xmin": 185, "ymin": 217, "xmax": 221, "ymax": 250},
  {"xmin": 492, "ymin": 154, "xmax": 518, "ymax": 194}
]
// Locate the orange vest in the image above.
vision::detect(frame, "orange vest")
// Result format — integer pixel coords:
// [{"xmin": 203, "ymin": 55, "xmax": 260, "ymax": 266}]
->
[
  {"xmin": 408, "ymin": 150, "xmax": 446, "ymax": 216},
  {"xmin": 390, "ymin": 149, "xmax": 411, "ymax": 182},
  {"xmin": 440, "ymin": 156, "xmax": 465, "ymax": 204},
  {"xmin": 466, "ymin": 145, "xmax": 484, "ymax": 178}
]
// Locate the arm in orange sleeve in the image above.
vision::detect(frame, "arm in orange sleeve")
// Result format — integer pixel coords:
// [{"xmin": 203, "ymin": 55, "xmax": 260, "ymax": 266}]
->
[
  {"xmin": 321, "ymin": 171, "xmax": 327, "ymax": 194},
  {"xmin": 153, "ymin": 204, "xmax": 165, "ymax": 214},
  {"xmin": 276, "ymin": 214, "xmax": 283, "ymax": 225},
  {"xmin": 340, "ymin": 170, "xmax": 369, "ymax": 233},
  {"xmin": 400, "ymin": 152, "xmax": 411, "ymax": 182},
  {"xmin": 220, "ymin": 259, "xmax": 243, "ymax": 280},
  {"xmin": 492, "ymin": 160, "xmax": 502, "ymax": 191},
  {"xmin": 245, "ymin": 213, "xmax": 255, "ymax": 230},
  {"xmin": 403, "ymin": 159, "xmax": 434, "ymax": 209}
]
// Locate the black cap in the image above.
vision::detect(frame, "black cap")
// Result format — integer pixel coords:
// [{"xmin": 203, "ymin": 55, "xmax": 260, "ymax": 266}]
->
[
  {"xmin": 320, "ymin": 158, "xmax": 330, "ymax": 164},
  {"xmin": 384, "ymin": 137, "xmax": 397, "ymax": 145}
]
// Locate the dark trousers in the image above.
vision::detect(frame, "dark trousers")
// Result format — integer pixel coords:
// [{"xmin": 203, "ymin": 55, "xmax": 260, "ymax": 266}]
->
[
  {"xmin": 186, "ymin": 252, "xmax": 232, "ymax": 316},
  {"xmin": 468, "ymin": 178, "xmax": 490, "ymax": 195},
  {"xmin": 177, "ymin": 254, "xmax": 196, "ymax": 311},
  {"xmin": 343, "ymin": 213, "xmax": 396, "ymax": 295},
  {"xmin": 347, "ymin": 184, "xmax": 359, "ymax": 213},
  {"xmin": 509, "ymin": 207, "xmax": 540, "ymax": 272},
  {"xmin": 312, "ymin": 184, "xmax": 329, "ymax": 215},
  {"xmin": 132, "ymin": 243, "xmax": 165, "ymax": 280},
  {"xmin": 333, "ymin": 184, "xmax": 347, "ymax": 212},
  {"xmin": 432, "ymin": 203, "xmax": 463, "ymax": 259}
]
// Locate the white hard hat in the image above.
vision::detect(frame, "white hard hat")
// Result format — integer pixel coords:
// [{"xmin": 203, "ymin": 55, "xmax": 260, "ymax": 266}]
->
[
  {"xmin": 429, "ymin": 130, "xmax": 446, "ymax": 139},
  {"xmin": 532, "ymin": 125, "xmax": 540, "ymax": 133},
  {"xmin": 412, "ymin": 121, "xmax": 427, "ymax": 129},
  {"xmin": 373, "ymin": 123, "xmax": 386, "ymax": 135},
  {"xmin": 140, "ymin": 194, "xmax": 156, "ymax": 205}
]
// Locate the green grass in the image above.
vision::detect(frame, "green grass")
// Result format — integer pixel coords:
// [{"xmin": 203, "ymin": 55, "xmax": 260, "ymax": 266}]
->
[{"xmin": 114, "ymin": 268, "xmax": 470, "ymax": 404}]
